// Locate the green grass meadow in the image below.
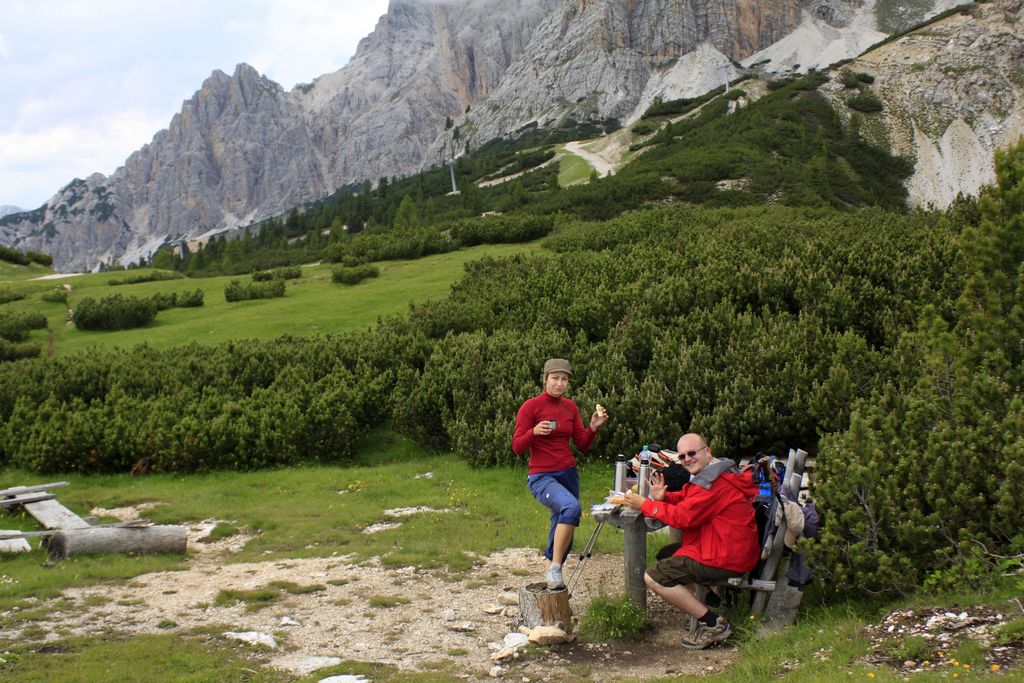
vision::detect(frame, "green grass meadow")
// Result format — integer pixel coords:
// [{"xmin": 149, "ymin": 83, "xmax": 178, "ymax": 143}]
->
[
  {"xmin": 558, "ymin": 150, "xmax": 595, "ymax": 186},
  {"xmin": 0, "ymin": 241, "xmax": 543, "ymax": 356}
]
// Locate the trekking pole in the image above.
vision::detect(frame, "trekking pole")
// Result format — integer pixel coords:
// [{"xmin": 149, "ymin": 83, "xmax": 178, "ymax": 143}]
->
[{"xmin": 566, "ymin": 520, "xmax": 605, "ymax": 596}]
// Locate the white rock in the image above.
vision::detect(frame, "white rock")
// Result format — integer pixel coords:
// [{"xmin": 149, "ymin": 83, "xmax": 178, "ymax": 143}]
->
[
  {"xmin": 483, "ymin": 604, "xmax": 504, "ymax": 615},
  {"xmin": 273, "ymin": 654, "xmax": 343, "ymax": 674},
  {"xmin": 223, "ymin": 631, "xmax": 277, "ymax": 649},
  {"xmin": 502, "ymin": 633, "xmax": 530, "ymax": 650},
  {"xmin": 527, "ymin": 625, "xmax": 573, "ymax": 645},
  {"xmin": 498, "ymin": 592, "xmax": 519, "ymax": 606},
  {"xmin": 320, "ymin": 676, "xmax": 370, "ymax": 683},
  {"xmin": 489, "ymin": 665, "xmax": 505, "ymax": 678},
  {"xmin": 448, "ymin": 622, "xmax": 477, "ymax": 632},
  {"xmin": 279, "ymin": 616, "xmax": 301, "ymax": 626}
]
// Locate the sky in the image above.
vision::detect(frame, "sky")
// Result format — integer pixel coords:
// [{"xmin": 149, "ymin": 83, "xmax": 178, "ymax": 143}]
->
[{"xmin": 0, "ymin": 0, "xmax": 392, "ymax": 211}]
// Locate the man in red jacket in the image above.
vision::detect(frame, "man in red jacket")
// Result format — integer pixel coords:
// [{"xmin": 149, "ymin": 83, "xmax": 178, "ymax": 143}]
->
[{"xmin": 621, "ymin": 433, "xmax": 759, "ymax": 649}]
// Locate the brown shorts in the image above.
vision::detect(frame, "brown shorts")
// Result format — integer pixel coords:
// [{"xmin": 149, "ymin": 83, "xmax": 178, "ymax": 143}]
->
[{"xmin": 647, "ymin": 554, "xmax": 742, "ymax": 587}]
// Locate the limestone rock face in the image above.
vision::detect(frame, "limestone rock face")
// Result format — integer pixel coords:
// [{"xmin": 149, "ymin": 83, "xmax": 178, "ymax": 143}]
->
[
  {"xmin": 820, "ymin": 0, "xmax": 1024, "ymax": 208},
  {"xmin": 427, "ymin": 0, "xmax": 876, "ymax": 157},
  {"xmin": 1, "ymin": 0, "xmax": 559, "ymax": 271}
]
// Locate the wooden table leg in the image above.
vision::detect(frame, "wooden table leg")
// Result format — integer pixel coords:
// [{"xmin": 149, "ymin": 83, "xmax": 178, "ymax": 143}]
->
[{"xmin": 623, "ymin": 516, "xmax": 647, "ymax": 609}]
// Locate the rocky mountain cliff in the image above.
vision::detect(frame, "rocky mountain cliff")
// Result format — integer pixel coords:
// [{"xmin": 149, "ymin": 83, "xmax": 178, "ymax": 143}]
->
[
  {"xmin": 0, "ymin": 0, "xmax": 1009, "ymax": 271},
  {"xmin": 821, "ymin": 0, "xmax": 1024, "ymax": 208}
]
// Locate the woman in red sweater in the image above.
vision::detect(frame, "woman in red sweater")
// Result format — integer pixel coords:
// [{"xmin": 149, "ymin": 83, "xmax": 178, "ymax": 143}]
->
[{"xmin": 512, "ymin": 358, "xmax": 608, "ymax": 589}]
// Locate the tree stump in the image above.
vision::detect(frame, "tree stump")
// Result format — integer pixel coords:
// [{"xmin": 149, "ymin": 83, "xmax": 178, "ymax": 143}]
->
[
  {"xmin": 43, "ymin": 525, "xmax": 187, "ymax": 562},
  {"xmin": 518, "ymin": 582, "xmax": 573, "ymax": 632}
]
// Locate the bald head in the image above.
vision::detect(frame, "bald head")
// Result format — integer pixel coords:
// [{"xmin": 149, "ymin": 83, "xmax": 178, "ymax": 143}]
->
[{"xmin": 677, "ymin": 433, "xmax": 713, "ymax": 474}]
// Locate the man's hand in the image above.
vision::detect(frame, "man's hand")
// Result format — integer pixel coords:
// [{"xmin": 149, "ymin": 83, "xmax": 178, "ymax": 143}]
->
[
  {"xmin": 650, "ymin": 471, "xmax": 667, "ymax": 501},
  {"xmin": 621, "ymin": 489, "xmax": 645, "ymax": 510}
]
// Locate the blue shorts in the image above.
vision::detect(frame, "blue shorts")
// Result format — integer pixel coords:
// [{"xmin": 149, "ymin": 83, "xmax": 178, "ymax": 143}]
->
[{"xmin": 528, "ymin": 467, "xmax": 581, "ymax": 562}]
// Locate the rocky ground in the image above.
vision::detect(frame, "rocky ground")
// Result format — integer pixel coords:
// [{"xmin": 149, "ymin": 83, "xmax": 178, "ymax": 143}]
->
[
  {"xmin": 4, "ymin": 506, "xmax": 739, "ymax": 681},
  {"xmin": 862, "ymin": 603, "xmax": 1024, "ymax": 677},
  {"xmin": 8, "ymin": 504, "xmax": 1021, "ymax": 681}
]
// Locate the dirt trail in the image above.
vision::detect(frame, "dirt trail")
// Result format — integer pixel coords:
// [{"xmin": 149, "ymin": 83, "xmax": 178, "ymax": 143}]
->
[
  {"xmin": 564, "ymin": 141, "xmax": 618, "ymax": 178},
  {"xmin": 11, "ymin": 512, "xmax": 738, "ymax": 681}
]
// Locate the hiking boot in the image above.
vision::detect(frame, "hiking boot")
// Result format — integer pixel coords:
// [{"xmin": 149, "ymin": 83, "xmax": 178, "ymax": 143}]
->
[
  {"xmin": 681, "ymin": 614, "xmax": 732, "ymax": 650},
  {"xmin": 546, "ymin": 564, "xmax": 565, "ymax": 590}
]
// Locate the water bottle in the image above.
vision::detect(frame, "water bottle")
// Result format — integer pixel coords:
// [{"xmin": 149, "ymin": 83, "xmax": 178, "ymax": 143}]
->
[
  {"xmin": 614, "ymin": 454, "xmax": 627, "ymax": 493},
  {"xmin": 638, "ymin": 444, "xmax": 652, "ymax": 498}
]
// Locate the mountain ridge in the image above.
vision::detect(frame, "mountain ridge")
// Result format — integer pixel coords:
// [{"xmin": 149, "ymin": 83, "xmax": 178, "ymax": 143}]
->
[{"xmin": 1, "ymin": 0, "xmax": 1017, "ymax": 271}]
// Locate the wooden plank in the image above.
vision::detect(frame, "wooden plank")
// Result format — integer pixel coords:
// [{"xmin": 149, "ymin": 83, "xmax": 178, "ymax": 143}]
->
[
  {"xmin": 0, "ymin": 482, "xmax": 69, "ymax": 498},
  {"xmin": 0, "ymin": 530, "xmax": 32, "ymax": 553},
  {"xmin": 0, "ymin": 493, "xmax": 57, "ymax": 508},
  {"xmin": 719, "ymin": 577, "xmax": 776, "ymax": 592},
  {"xmin": 0, "ymin": 520, "xmax": 150, "ymax": 541},
  {"xmin": 22, "ymin": 499, "xmax": 90, "ymax": 530}
]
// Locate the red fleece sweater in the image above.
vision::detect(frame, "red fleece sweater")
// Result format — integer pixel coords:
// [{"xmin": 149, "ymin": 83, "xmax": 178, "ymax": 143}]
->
[
  {"xmin": 512, "ymin": 392, "xmax": 597, "ymax": 474},
  {"xmin": 640, "ymin": 470, "xmax": 760, "ymax": 573}
]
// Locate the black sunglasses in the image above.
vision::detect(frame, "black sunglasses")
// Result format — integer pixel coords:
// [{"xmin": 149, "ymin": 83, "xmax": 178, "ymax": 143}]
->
[{"xmin": 679, "ymin": 446, "xmax": 708, "ymax": 461}]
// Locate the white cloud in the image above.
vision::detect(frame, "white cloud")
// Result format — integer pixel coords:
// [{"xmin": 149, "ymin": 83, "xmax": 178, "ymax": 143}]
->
[
  {"xmin": 0, "ymin": 110, "xmax": 169, "ymax": 209},
  {"xmin": 232, "ymin": 0, "xmax": 390, "ymax": 88},
  {"xmin": 0, "ymin": 0, "xmax": 390, "ymax": 208}
]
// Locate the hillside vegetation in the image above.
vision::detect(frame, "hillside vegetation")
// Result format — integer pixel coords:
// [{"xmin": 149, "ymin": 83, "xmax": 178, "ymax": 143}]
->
[{"xmin": 1, "ymin": 78, "xmax": 1021, "ymax": 605}]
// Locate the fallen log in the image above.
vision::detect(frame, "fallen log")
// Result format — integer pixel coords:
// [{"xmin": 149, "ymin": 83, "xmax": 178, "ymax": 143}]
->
[
  {"xmin": 43, "ymin": 525, "xmax": 187, "ymax": 562},
  {"xmin": 518, "ymin": 581, "xmax": 573, "ymax": 633}
]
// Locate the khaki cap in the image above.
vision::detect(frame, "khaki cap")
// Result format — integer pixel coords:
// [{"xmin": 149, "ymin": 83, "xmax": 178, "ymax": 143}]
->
[{"xmin": 542, "ymin": 358, "xmax": 573, "ymax": 377}]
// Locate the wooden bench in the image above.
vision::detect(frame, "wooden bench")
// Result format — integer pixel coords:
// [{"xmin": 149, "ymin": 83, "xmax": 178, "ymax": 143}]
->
[{"xmin": 1, "ymin": 481, "xmax": 187, "ymax": 563}]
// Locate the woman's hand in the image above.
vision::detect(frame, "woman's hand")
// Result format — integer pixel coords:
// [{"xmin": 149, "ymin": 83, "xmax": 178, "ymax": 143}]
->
[
  {"xmin": 532, "ymin": 420, "xmax": 554, "ymax": 436},
  {"xmin": 589, "ymin": 403, "xmax": 609, "ymax": 431}
]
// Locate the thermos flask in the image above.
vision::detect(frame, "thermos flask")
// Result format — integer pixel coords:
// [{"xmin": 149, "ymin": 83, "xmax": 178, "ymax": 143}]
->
[{"xmin": 614, "ymin": 454, "xmax": 627, "ymax": 493}]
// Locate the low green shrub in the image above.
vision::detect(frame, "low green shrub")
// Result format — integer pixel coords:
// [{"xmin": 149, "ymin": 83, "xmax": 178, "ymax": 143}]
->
[
  {"xmin": 224, "ymin": 279, "xmax": 285, "ymax": 302},
  {"xmin": 630, "ymin": 121, "xmax": 657, "ymax": 136},
  {"xmin": 448, "ymin": 214, "xmax": 553, "ymax": 246},
  {"xmin": 40, "ymin": 288, "xmax": 68, "ymax": 304},
  {"xmin": 0, "ymin": 311, "xmax": 47, "ymax": 342},
  {"xmin": 108, "ymin": 271, "xmax": 183, "ymax": 286},
  {"xmin": 0, "ymin": 245, "xmax": 30, "ymax": 265},
  {"xmin": 252, "ymin": 266, "xmax": 302, "ymax": 281},
  {"xmin": 176, "ymin": 289, "xmax": 205, "ymax": 307},
  {"xmin": 73, "ymin": 294, "xmax": 157, "ymax": 330},
  {"xmin": 0, "ymin": 339, "xmax": 42, "ymax": 362},
  {"xmin": 847, "ymin": 92, "xmax": 884, "ymax": 112},
  {"xmin": 332, "ymin": 264, "xmax": 380, "ymax": 285},
  {"xmin": 149, "ymin": 289, "xmax": 204, "ymax": 310},
  {"xmin": 0, "ymin": 289, "xmax": 26, "ymax": 305}
]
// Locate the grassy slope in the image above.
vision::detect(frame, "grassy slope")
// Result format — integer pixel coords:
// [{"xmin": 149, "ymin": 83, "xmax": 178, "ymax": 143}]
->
[{"xmin": 1, "ymin": 241, "xmax": 542, "ymax": 357}]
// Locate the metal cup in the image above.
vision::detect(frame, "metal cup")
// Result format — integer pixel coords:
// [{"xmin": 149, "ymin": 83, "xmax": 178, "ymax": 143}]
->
[{"xmin": 549, "ymin": 420, "xmax": 557, "ymax": 430}]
